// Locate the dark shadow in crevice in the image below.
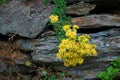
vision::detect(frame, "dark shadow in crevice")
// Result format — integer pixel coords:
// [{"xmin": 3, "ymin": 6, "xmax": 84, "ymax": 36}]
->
[
  {"xmin": 90, "ymin": 7, "xmax": 120, "ymax": 14},
  {"xmin": 0, "ymin": 33, "xmax": 33, "ymax": 42},
  {"xmin": 0, "ymin": 34, "xmax": 8, "ymax": 41},
  {"xmin": 65, "ymin": 13, "xmax": 87, "ymax": 18},
  {"xmin": 90, "ymin": 0, "xmax": 120, "ymax": 14},
  {"xmin": 35, "ymin": 22, "xmax": 54, "ymax": 39},
  {"xmin": 77, "ymin": 27, "xmax": 116, "ymax": 34}
]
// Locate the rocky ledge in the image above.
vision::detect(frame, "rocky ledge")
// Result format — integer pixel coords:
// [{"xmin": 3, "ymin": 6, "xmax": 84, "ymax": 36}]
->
[{"xmin": 0, "ymin": 0, "xmax": 120, "ymax": 80}]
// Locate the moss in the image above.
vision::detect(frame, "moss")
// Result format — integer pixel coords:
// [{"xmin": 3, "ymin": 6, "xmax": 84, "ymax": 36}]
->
[{"xmin": 0, "ymin": 0, "xmax": 6, "ymax": 5}]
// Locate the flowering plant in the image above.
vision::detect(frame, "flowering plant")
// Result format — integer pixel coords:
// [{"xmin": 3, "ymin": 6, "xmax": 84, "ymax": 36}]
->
[{"xmin": 46, "ymin": 0, "xmax": 97, "ymax": 67}]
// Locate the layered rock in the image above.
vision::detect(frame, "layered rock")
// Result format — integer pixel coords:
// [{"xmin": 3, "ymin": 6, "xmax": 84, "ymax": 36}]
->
[
  {"xmin": 72, "ymin": 14, "xmax": 120, "ymax": 28},
  {"xmin": 17, "ymin": 28, "xmax": 120, "ymax": 79},
  {"xmin": 65, "ymin": 3, "xmax": 96, "ymax": 16},
  {"xmin": 0, "ymin": 41, "xmax": 34, "ymax": 74},
  {"xmin": 0, "ymin": 0, "xmax": 53, "ymax": 38},
  {"xmin": 66, "ymin": 0, "xmax": 120, "ymax": 13},
  {"xmin": 0, "ymin": 0, "xmax": 120, "ymax": 79}
]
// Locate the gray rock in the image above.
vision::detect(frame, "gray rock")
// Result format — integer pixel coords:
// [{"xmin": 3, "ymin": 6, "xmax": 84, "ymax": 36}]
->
[
  {"xmin": 0, "ymin": 0, "xmax": 53, "ymax": 38},
  {"xmin": 17, "ymin": 35, "xmax": 59, "ymax": 63},
  {"xmin": 65, "ymin": 3, "xmax": 96, "ymax": 16},
  {"xmin": 17, "ymin": 28, "xmax": 120, "ymax": 79},
  {"xmin": 66, "ymin": 0, "xmax": 96, "ymax": 4},
  {"xmin": 66, "ymin": 0, "xmax": 120, "ymax": 13},
  {"xmin": 66, "ymin": 0, "xmax": 120, "ymax": 5},
  {"xmin": 72, "ymin": 14, "xmax": 120, "ymax": 29}
]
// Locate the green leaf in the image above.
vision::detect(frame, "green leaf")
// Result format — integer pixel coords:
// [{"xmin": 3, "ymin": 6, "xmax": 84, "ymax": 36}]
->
[
  {"xmin": 107, "ymin": 66, "xmax": 113, "ymax": 74},
  {"xmin": 59, "ymin": 72, "xmax": 65, "ymax": 77},
  {"xmin": 48, "ymin": 75, "xmax": 56, "ymax": 80},
  {"xmin": 111, "ymin": 62, "xmax": 117, "ymax": 67},
  {"xmin": 42, "ymin": 0, "xmax": 50, "ymax": 6},
  {"xmin": 25, "ymin": 61, "xmax": 31, "ymax": 66},
  {"xmin": 42, "ymin": 70, "xmax": 47, "ymax": 76},
  {"xmin": 112, "ymin": 68, "xmax": 119, "ymax": 74},
  {"xmin": 97, "ymin": 72, "xmax": 104, "ymax": 78},
  {"xmin": 103, "ymin": 74, "xmax": 109, "ymax": 80}
]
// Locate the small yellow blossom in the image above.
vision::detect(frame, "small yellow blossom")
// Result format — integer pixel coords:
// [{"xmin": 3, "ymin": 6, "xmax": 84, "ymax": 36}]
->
[
  {"xmin": 63, "ymin": 25, "xmax": 71, "ymax": 31},
  {"xmin": 56, "ymin": 53, "xmax": 62, "ymax": 59},
  {"xmin": 73, "ymin": 25, "xmax": 79, "ymax": 30},
  {"xmin": 78, "ymin": 58, "xmax": 84, "ymax": 64},
  {"xmin": 84, "ymin": 34, "xmax": 90, "ymax": 39},
  {"xmin": 56, "ymin": 22, "xmax": 97, "ymax": 66},
  {"xmin": 65, "ymin": 30, "xmax": 76, "ymax": 39},
  {"xmin": 91, "ymin": 49, "xmax": 97, "ymax": 56},
  {"xmin": 49, "ymin": 15, "xmax": 59, "ymax": 23}
]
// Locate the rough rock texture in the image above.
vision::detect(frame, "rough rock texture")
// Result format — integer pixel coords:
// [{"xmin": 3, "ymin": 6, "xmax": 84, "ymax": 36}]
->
[
  {"xmin": 17, "ymin": 35, "xmax": 59, "ymax": 63},
  {"xmin": 0, "ymin": 41, "xmax": 34, "ymax": 74},
  {"xmin": 72, "ymin": 14, "xmax": 120, "ymax": 29},
  {"xmin": 65, "ymin": 3, "xmax": 96, "ymax": 16},
  {"xmin": 0, "ymin": 0, "xmax": 53, "ymax": 38},
  {"xmin": 66, "ymin": 0, "xmax": 120, "ymax": 13},
  {"xmin": 0, "ymin": 0, "xmax": 120, "ymax": 80},
  {"xmin": 66, "ymin": 0, "xmax": 120, "ymax": 5},
  {"xmin": 66, "ymin": 0, "xmax": 96, "ymax": 4},
  {"xmin": 17, "ymin": 28, "xmax": 120, "ymax": 79}
]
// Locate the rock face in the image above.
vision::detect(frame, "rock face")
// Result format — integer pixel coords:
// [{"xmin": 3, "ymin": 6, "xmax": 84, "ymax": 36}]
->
[
  {"xmin": 66, "ymin": 0, "xmax": 96, "ymax": 4},
  {"xmin": 72, "ymin": 14, "xmax": 120, "ymax": 28},
  {"xmin": 0, "ymin": 41, "xmax": 33, "ymax": 74},
  {"xmin": 17, "ymin": 28, "xmax": 120, "ymax": 79},
  {"xmin": 0, "ymin": 0, "xmax": 120, "ymax": 80},
  {"xmin": 65, "ymin": 3, "xmax": 96, "ymax": 16},
  {"xmin": 0, "ymin": 0, "xmax": 53, "ymax": 38},
  {"xmin": 66, "ymin": 0, "xmax": 120, "ymax": 13}
]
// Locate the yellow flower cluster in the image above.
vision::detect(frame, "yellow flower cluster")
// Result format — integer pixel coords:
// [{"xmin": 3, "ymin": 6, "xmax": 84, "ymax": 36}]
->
[
  {"xmin": 49, "ymin": 15, "xmax": 59, "ymax": 23},
  {"xmin": 63, "ymin": 25, "xmax": 79, "ymax": 39},
  {"xmin": 56, "ymin": 25, "xmax": 97, "ymax": 67}
]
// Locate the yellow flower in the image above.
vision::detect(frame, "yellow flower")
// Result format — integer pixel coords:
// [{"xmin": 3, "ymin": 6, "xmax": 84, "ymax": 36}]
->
[
  {"xmin": 91, "ymin": 49, "xmax": 97, "ymax": 56},
  {"xmin": 56, "ymin": 53, "xmax": 62, "ymax": 59},
  {"xmin": 73, "ymin": 25, "xmax": 79, "ymax": 30},
  {"xmin": 61, "ymin": 39, "xmax": 68, "ymax": 44},
  {"xmin": 65, "ymin": 30, "xmax": 76, "ymax": 39},
  {"xmin": 78, "ymin": 36, "xmax": 85, "ymax": 42},
  {"xmin": 78, "ymin": 58, "xmax": 84, "ymax": 64},
  {"xmin": 84, "ymin": 34, "xmax": 90, "ymax": 39},
  {"xmin": 58, "ymin": 48, "xmax": 66, "ymax": 53},
  {"xmin": 92, "ymin": 44, "xmax": 97, "ymax": 48},
  {"xmin": 63, "ymin": 25, "xmax": 71, "ymax": 31},
  {"xmin": 85, "ymin": 44, "xmax": 92, "ymax": 49},
  {"xmin": 64, "ymin": 60, "xmax": 69, "ymax": 67},
  {"xmin": 56, "ymin": 24, "xmax": 97, "ymax": 67},
  {"xmin": 49, "ymin": 15, "xmax": 59, "ymax": 23}
]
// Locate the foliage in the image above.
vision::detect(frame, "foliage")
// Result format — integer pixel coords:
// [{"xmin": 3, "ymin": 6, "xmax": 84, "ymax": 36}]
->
[
  {"xmin": 42, "ymin": 0, "xmax": 50, "ymax": 6},
  {"xmin": 43, "ymin": 0, "xmax": 97, "ymax": 67},
  {"xmin": 44, "ymin": 73, "xmax": 65, "ymax": 80},
  {"xmin": 97, "ymin": 57, "xmax": 120, "ymax": 80},
  {"xmin": 111, "ymin": 57, "xmax": 120, "ymax": 68},
  {"xmin": 0, "ymin": 0, "xmax": 6, "ymax": 5},
  {"xmin": 50, "ymin": 0, "xmax": 71, "ymax": 41},
  {"xmin": 40, "ymin": 69, "xmax": 65, "ymax": 80},
  {"xmin": 56, "ymin": 25, "xmax": 97, "ymax": 66},
  {"xmin": 25, "ymin": 61, "xmax": 31, "ymax": 66},
  {"xmin": 49, "ymin": 0, "xmax": 97, "ymax": 67}
]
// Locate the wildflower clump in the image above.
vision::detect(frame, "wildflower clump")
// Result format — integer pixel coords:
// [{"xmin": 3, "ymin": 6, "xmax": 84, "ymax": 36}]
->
[
  {"xmin": 56, "ymin": 25, "xmax": 97, "ymax": 67},
  {"xmin": 46, "ymin": 0, "xmax": 97, "ymax": 67},
  {"xmin": 49, "ymin": 15, "xmax": 59, "ymax": 23}
]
